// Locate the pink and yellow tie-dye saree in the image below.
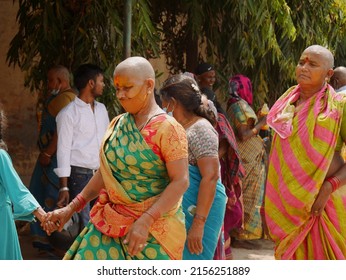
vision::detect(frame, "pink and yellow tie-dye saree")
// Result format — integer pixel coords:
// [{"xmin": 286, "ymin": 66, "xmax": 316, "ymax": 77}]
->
[{"xmin": 265, "ymin": 84, "xmax": 346, "ymax": 260}]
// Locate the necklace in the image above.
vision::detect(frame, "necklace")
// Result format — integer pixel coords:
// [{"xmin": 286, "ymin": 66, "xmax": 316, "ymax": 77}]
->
[{"xmin": 137, "ymin": 108, "xmax": 163, "ymax": 131}]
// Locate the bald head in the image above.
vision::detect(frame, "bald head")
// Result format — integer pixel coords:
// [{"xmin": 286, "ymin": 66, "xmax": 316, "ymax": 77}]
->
[
  {"xmin": 296, "ymin": 45, "xmax": 335, "ymax": 93},
  {"xmin": 47, "ymin": 65, "xmax": 71, "ymax": 93},
  {"xmin": 114, "ymin": 56, "xmax": 155, "ymax": 81},
  {"xmin": 48, "ymin": 65, "xmax": 71, "ymax": 83},
  {"xmin": 303, "ymin": 45, "xmax": 334, "ymax": 69},
  {"xmin": 330, "ymin": 66, "xmax": 346, "ymax": 90}
]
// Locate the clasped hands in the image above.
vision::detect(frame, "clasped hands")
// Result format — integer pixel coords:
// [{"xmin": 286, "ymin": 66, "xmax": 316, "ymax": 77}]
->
[
  {"xmin": 40, "ymin": 206, "xmax": 74, "ymax": 235},
  {"xmin": 40, "ymin": 207, "xmax": 152, "ymax": 257}
]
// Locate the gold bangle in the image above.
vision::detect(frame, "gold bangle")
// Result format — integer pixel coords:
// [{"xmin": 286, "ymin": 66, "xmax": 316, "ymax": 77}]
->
[
  {"xmin": 252, "ymin": 127, "xmax": 258, "ymax": 135},
  {"xmin": 145, "ymin": 208, "xmax": 161, "ymax": 221}
]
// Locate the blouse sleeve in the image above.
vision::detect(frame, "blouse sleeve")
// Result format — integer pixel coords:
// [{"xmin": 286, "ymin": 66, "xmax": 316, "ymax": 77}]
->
[
  {"xmin": 188, "ymin": 120, "xmax": 219, "ymax": 162},
  {"xmin": 141, "ymin": 114, "xmax": 188, "ymax": 162},
  {"xmin": 0, "ymin": 150, "xmax": 40, "ymax": 221},
  {"xmin": 158, "ymin": 118, "xmax": 189, "ymax": 162}
]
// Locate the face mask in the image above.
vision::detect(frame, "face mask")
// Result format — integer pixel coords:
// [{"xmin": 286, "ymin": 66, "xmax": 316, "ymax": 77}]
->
[
  {"xmin": 119, "ymin": 89, "xmax": 148, "ymax": 114},
  {"xmin": 50, "ymin": 85, "xmax": 61, "ymax": 96},
  {"xmin": 162, "ymin": 103, "xmax": 174, "ymax": 117}
]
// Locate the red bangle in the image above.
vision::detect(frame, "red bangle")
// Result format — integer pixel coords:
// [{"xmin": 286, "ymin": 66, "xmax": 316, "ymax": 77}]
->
[
  {"xmin": 260, "ymin": 206, "xmax": 265, "ymax": 216},
  {"xmin": 325, "ymin": 176, "xmax": 341, "ymax": 192},
  {"xmin": 72, "ymin": 194, "xmax": 87, "ymax": 212}
]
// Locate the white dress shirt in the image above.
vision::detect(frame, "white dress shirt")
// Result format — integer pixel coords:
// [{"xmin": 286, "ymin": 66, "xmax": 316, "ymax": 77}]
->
[
  {"xmin": 54, "ymin": 97, "xmax": 110, "ymax": 178},
  {"xmin": 336, "ymin": 85, "xmax": 346, "ymax": 94}
]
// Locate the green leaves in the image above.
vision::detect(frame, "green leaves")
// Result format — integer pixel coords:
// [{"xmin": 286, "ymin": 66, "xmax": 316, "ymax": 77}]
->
[
  {"xmin": 7, "ymin": 0, "xmax": 160, "ymax": 118},
  {"xmin": 7, "ymin": 0, "xmax": 346, "ymax": 114},
  {"xmin": 150, "ymin": 0, "xmax": 346, "ymax": 109}
]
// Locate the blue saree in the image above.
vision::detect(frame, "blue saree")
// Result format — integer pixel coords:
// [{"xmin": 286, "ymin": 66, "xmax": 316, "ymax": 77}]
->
[{"xmin": 182, "ymin": 165, "xmax": 227, "ymax": 260}]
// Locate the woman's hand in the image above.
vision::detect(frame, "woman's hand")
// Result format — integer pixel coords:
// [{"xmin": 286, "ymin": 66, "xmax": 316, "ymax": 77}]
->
[
  {"xmin": 33, "ymin": 207, "xmax": 60, "ymax": 236},
  {"xmin": 186, "ymin": 218, "xmax": 205, "ymax": 255},
  {"xmin": 311, "ymin": 181, "xmax": 333, "ymax": 216},
  {"xmin": 42, "ymin": 205, "xmax": 75, "ymax": 235},
  {"xmin": 123, "ymin": 214, "xmax": 152, "ymax": 256}
]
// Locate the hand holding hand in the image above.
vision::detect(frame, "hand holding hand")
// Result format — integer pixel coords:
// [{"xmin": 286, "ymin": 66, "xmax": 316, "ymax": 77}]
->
[{"xmin": 42, "ymin": 206, "xmax": 74, "ymax": 235}]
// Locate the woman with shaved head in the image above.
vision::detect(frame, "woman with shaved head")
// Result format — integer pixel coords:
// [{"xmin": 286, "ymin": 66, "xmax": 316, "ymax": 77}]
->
[
  {"xmin": 265, "ymin": 45, "xmax": 346, "ymax": 259},
  {"xmin": 330, "ymin": 66, "xmax": 346, "ymax": 94},
  {"xmin": 44, "ymin": 57, "xmax": 189, "ymax": 260}
]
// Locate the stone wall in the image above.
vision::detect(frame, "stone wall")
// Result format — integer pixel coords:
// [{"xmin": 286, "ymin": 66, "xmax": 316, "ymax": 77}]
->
[{"xmin": 0, "ymin": 0, "xmax": 39, "ymax": 185}]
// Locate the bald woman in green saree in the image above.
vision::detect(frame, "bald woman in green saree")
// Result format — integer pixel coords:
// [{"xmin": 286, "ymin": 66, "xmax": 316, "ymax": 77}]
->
[{"xmin": 44, "ymin": 57, "xmax": 189, "ymax": 260}]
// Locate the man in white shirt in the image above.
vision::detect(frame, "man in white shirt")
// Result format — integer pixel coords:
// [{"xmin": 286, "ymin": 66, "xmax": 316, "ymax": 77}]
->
[
  {"xmin": 330, "ymin": 66, "xmax": 346, "ymax": 94},
  {"xmin": 54, "ymin": 64, "xmax": 110, "ymax": 227}
]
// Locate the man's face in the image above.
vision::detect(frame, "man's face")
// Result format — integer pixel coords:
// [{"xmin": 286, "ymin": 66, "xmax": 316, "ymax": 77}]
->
[
  {"xmin": 91, "ymin": 74, "xmax": 105, "ymax": 97},
  {"xmin": 198, "ymin": 70, "xmax": 216, "ymax": 89},
  {"xmin": 47, "ymin": 70, "xmax": 59, "ymax": 93}
]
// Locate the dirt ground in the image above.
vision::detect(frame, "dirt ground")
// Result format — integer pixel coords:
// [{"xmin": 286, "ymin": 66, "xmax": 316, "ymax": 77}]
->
[
  {"xmin": 18, "ymin": 222, "xmax": 275, "ymax": 260},
  {"xmin": 231, "ymin": 239, "xmax": 275, "ymax": 260}
]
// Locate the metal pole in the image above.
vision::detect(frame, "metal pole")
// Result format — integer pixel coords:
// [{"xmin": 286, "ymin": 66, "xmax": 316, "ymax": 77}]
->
[{"xmin": 123, "ymin": 0, "xmax": 132, "ymax": 59}]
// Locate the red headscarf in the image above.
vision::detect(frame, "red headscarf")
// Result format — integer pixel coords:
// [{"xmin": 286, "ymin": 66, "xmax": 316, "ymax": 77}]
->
[{"xmin": 228, "ymin": 74, "xmax": 253, "ymax": 106}]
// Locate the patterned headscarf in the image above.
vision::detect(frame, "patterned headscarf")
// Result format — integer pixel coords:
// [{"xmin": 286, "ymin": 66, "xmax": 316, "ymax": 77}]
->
[{"xmin": 228, "ymin": 74, "xmax": 253, "ymax": 106}]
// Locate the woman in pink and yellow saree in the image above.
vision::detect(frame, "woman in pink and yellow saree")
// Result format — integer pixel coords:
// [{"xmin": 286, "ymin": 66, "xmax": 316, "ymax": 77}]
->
[{"xmin": 265, "ymin": 45, "xmax": 346, "ymax": 260}]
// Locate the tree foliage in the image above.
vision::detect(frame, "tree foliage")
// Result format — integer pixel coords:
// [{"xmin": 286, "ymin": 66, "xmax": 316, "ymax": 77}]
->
[
  {"xmin": 150, "ymin": 0, "xmax": 346, "ymax": 109},
  {"xmin": 7, "ymin": 0, "xmax": 159, "ymax": 117},
  {"xmin": 7, "ymin": 0, "xmax": 346, "ymax": 114}
]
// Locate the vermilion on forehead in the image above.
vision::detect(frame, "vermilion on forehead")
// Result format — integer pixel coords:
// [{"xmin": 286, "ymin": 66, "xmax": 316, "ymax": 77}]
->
[
  {"xmin": 300, "ymin": 50, "xmax": 324, "ymax": 61},
  {"xmin": 113, "ymin": 75, "xmax": 142, "ymax": 86},
  {"xmin": 299, "ymin": 53, "xmax": 323, "ymax": 63},
  {"xmin": 113, "ymin": 75, "xmax": 131, "ymax": 86}
]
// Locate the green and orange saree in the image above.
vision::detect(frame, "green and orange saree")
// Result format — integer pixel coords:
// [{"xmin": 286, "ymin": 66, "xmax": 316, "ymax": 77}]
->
[{"xmin": 64, "ymin": 113, "xmax": 188, "ymax": 260}]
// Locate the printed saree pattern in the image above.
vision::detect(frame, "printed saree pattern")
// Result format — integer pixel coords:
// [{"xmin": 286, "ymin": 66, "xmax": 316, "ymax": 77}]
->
[
  {"xmin": 227, "ymin": 100, "xmax": 267, "ymax": 240},
  {"xmin": 266, "ymin": 84, "xmax": 346, "ymax": 259},
  {"xmin": 64, "ymin": 113, "xmax": 186, "ymax": 260}
]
